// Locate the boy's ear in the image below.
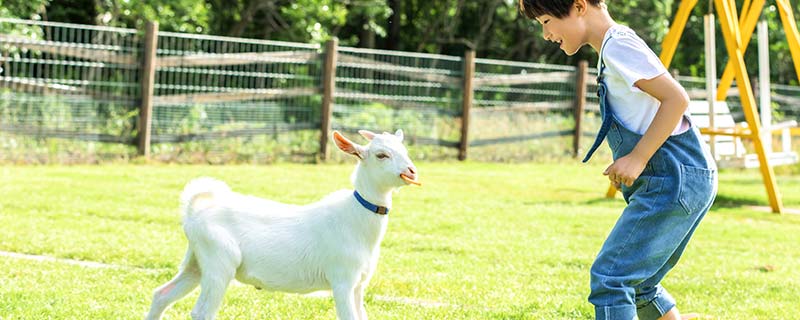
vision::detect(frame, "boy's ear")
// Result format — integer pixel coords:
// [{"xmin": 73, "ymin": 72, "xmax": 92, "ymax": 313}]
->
[
  {"xmin": 574, "ymin": 0, "xmax": 588, "ymax": 15},
  {"xmin": 333, "ymin": 131, "xmax": 365, "ymax": 159}
]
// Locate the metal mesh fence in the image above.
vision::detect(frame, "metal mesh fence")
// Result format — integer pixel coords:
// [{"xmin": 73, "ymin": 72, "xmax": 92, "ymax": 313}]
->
[
  {"xmin": 150, "ymin": 32, "xmax": 322, "ymax": 163},
  {"xmin": 332, "ymin": 46, "xmax": 464, "ymax": 161},
  {"xmin": 470, "ymin": 58, "xmax": 579, "ymax": 161},
  {"xmin": 773, "ymin": 83, "xmax": 800, "ymax": 119},
  {"xmin": 0, "ymin": 18, "xmax": 140, "ymax": 163},
  {"xmin": 2, "ymin": 18, "xmax": 798, "ymax": 164}
]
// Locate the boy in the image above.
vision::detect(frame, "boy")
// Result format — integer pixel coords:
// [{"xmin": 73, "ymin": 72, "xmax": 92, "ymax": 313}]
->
[{"xmin": 517, "ymin": 1, "xmax": 717, "ymax": 319}]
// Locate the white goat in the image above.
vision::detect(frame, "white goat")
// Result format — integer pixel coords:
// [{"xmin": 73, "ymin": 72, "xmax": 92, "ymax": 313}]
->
[{"xmin": 146, "ymin": 129, "xmax": 419, "ymax": 320}]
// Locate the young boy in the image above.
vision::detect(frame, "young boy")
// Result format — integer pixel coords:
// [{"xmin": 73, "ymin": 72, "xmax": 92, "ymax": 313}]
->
[{"xmin": 517, "ymin": 0, "xmax": 718, "ymax": 319}]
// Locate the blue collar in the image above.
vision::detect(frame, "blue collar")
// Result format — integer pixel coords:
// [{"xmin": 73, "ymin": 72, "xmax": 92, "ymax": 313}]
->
[{"xmin": 353, "ymin": 191, "xmax": 389, "ymax": 215}]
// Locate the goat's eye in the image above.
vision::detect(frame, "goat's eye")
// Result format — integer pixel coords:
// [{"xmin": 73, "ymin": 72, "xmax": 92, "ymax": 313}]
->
[{"xmin": 376, "ymin": 153, "xmax": 390, "ymax": 160}]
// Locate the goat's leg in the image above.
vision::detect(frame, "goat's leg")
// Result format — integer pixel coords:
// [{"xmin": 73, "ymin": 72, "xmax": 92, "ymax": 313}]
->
[
  {"xmin": 353, "ymin": 281, "xmax": 368, "ymax": 320},
  {"xmin": 189, "ymin": 234, "xmax": 240, "ymax": 320},
  {"xmin": 190, "ymin": 271, "xmax": 234, "ymax": 320},
  {"xmin": 146, "ymin": 251, "xmax": 201, "ymax": 320},
  {"xmin": 332, "ymin": 281, "xmax": 359, "ymax": 320}
]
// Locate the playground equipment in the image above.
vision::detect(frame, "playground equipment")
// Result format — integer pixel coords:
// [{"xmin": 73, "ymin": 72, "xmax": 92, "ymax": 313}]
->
[
  {"xmin": 688, "ymin": 100, "xmax": 798, "ymax": 169},
  {"xmin": 691, "ymin": 16, "xmax": 798, "ymax": 169},
  {"xmin": 606, "ymin": 0, "xmax": 800, "ymax": 213}
]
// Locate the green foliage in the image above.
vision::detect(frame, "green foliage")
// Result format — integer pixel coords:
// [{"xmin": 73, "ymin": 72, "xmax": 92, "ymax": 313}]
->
[
  {"xmin": 763, "ymin": 3, "xmax": 800, "ymax": 85},
  {"xmin": 0, "ymin": 0, "xmax": 48, "ymax": 20},
  {"xmin": 335, "ymin": 102, "xmax": 430, "ymax": 132},
  {"xmin": 279, "ymin": 0, "xmax": 348, "ymax": 43},
  {"xmin": 96, "ymin": 0, "xmax": 210, "ymax": 33},
  {"xmin": 3, "ymin": 0, "xmax": 799, "ymax": 84},
  {"xmin": 0, "ymin": 14, "xmax": 44, "ymax": 39},
  {"xmin": 45, "ymin": 0, "xmax": 96, "ymax": 25}
]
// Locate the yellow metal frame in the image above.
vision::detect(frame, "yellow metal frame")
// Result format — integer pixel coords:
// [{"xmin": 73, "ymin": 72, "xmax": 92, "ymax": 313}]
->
[
  {"xmin": 777, "ymin": 0, "xmax": 800, "ymax": 81},
  {"xmin": 607, "ymin": 0, "xmax": 800, "ymax": 214}
]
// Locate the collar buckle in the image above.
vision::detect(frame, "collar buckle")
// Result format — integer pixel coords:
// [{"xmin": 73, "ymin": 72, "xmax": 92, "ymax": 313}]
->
[{"xmin": 353, "ymin": 191, "xmax": 390, "ymax": 215}]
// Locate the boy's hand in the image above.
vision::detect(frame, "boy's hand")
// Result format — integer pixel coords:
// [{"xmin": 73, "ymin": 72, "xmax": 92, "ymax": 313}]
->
[{"xmin": 604, "ymin": 154, "xmax": 647, "ymax": 187}]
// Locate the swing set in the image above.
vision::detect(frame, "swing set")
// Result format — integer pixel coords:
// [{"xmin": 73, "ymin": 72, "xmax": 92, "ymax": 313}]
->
[{"xmin": 606, "ymin": 0, "xmax": 800, "ymax": 214}]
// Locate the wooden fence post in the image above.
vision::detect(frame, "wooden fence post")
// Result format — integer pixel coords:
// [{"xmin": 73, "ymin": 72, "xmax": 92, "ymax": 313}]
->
[
  {"xmin": 138, "ymin": 21, "xmax": 158, "ymax": 157},
  {"xmin": 573, "ymin": 60, "xmax": 588, "ymax": 158},
  {"xmin": 458, "ymin": 50, "xmax": 475, "ymax": 161},
  {"xmin": 320, "ymin": 38, "xmax": 338, "ymax": 161}
]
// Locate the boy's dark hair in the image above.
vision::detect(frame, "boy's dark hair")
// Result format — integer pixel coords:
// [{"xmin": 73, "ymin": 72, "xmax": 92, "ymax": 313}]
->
[{"xmin": 518, "ymin": 0, "xmax": 603, "ymax": 19}]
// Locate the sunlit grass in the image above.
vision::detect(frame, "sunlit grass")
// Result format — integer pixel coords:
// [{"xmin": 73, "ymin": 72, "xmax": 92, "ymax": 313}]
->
[{"xmin": 1, "ymin": 163, "xmax": 799, "ymax": 319}]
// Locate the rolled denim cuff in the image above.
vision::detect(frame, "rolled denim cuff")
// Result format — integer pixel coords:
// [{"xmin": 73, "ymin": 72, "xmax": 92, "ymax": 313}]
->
[
  {"xmin": 595, "ymin": 304, "xmax": 637, "ymax": 320},
  {"xmin": 636, "ymin": 289, "xmax": 676, "ymax": 320}
]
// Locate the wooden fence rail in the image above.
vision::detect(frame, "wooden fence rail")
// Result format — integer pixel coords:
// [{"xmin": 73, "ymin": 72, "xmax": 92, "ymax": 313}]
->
[
  {"xmin": 0, "ymin": 19, "xmax": 604, "ymax": 161},
  {"xmin": 4, "ymin": 18, "xmax": 800, "ymax": 162}
]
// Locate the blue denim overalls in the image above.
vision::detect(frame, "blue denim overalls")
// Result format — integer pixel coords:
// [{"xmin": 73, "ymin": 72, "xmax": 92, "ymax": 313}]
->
[{"xmin": 582, "ymin": 35, "xmax": 718, "ymax": 320}]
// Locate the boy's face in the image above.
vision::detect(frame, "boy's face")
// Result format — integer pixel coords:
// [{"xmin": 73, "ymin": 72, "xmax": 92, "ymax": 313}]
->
[{"xmin": 535, "ymin": 7, "xmax": 585, "ymax": 56}]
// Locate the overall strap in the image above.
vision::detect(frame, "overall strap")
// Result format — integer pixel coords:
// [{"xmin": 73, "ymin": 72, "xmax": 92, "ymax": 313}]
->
[
  {"xmin": 598, "ymin": 32, "xmax": 613, "ymax": 75},
  {"xmin": 582, "ymin": 34, "xmax": 615, "ymax": 163}
]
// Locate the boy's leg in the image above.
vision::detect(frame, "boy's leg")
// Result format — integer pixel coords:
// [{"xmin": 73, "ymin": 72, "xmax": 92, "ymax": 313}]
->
[
  {"xmin": 589, "ymin": 177, "xmax": 706, "ymax": 320},
  {"xmin": 635, "ymin": 199, "xmax": 712, "ymax": 320},
  {"xmin": 635, "ymin": 285, "xmax": 676, "ymax": 320}
]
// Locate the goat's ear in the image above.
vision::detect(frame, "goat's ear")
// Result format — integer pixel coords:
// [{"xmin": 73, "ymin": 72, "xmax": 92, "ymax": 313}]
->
[
  {"xmin": 333, "ymin": 131, "xmax": 365, "ymax": 159},
  {"xmin": 394, "ymin": 129, "xmax": 404, "ymax": 141},
  {"xmin": 358, "ymin": 130, "xmax": 376, "ymax": 141}
]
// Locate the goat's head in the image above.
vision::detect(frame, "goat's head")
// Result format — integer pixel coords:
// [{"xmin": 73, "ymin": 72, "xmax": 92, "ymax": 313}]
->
[{"xmin": 333, "ymin": 129, "xmax": 420, "ymax": 190}]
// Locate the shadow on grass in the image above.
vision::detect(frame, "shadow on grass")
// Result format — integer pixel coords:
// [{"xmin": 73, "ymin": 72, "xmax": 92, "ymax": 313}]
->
[
  {"xmin": 583, "ymin": 197, "xmax": 624, "ymax": 206},
  {"xmin": 710, "ymin": 194, "xmax": 764, "ymax": 209},
  {"xmin": 578, "ymin": 194, "xmax": 764, "ymax": 210}
]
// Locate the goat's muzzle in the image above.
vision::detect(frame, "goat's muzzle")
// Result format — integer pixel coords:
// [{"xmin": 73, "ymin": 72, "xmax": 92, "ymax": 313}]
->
[{"xmin": 400, "ymin": 173, "xmax": 421, "ymax": 186}]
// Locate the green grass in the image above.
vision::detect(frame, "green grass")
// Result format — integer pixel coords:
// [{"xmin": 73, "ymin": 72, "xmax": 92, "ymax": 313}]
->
[{"xmin": 1, "ymin": 162, "xmax": 799, "ymax": 319}]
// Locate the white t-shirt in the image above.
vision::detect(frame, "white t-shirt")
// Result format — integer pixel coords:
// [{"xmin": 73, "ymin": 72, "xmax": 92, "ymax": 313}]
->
[{"xmin": 598, "ymin": 24, "xmax": 688, "ymax": 135}]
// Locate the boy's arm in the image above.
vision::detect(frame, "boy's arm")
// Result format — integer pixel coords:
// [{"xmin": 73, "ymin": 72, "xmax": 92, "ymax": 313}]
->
[{"xmin": 604, "ymin": 73, "xmax": 690, "ymax": 187}]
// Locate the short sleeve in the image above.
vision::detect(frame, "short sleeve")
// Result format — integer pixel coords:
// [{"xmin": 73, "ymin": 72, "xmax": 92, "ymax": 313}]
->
[{"xmin": 602, "ymin": 36, "xmax": 667, "ymax": 89}]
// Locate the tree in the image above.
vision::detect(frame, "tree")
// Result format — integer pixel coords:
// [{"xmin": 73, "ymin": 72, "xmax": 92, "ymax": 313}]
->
[
  {"xmin": 0, "ymin": 0, "xmax": 49, "ymax": 20},
  {"xmin": 95, "ymin": 0, "xmax": 210, "ymax": 33},
  {"xmin": 2, "ymin": 0, "xmax": 797, "ymax": 84},
  {"xmin": 44, "ymin": 0, "xmax": 96, "ymax": 25}
]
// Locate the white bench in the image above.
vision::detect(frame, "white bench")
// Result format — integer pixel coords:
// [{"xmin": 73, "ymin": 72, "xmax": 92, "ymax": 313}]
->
[{"xmin": 688, "ymin": 100, "xmax": 798, "ymax": 168}]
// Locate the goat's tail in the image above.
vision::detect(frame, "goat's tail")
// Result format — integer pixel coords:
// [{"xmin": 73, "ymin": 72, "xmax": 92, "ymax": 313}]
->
[{"xmin": 180, "ymin": 177, "xmax": 231, "ymax": 216}]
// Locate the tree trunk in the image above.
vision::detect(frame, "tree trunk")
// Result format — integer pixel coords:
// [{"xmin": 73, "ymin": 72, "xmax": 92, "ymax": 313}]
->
[{"xmin": 386, "ymin": 0, "xmax": 401, "ymax": 50}]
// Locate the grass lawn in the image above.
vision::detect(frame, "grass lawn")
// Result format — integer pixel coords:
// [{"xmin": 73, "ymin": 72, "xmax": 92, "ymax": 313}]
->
[{"xmin": 1, "ymin": 162, "xmax": 799, "ymax": 319}]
